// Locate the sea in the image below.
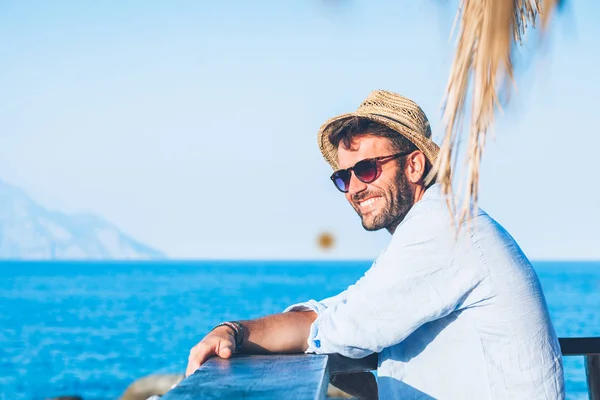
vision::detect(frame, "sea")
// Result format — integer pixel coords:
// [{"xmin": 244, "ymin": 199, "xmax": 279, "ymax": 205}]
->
[{"xmin": 0, "ymin": 260, "xmax": 598, "ymax": 400}]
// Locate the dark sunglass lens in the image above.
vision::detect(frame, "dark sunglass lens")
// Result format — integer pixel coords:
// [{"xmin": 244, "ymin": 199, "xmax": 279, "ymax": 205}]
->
[
  {"xmin": 354, "ymin": 160, "xmax": 378, "ymax": 183},
  {"xmin": 332, "ymin": 170, "xmax": 351, "ymax": 192}
]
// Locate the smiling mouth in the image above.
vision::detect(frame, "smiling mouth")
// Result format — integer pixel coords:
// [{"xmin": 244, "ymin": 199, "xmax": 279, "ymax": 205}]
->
[{"xmin": 357, "ymin": 196, "xmax": 381, "ymax": 212}]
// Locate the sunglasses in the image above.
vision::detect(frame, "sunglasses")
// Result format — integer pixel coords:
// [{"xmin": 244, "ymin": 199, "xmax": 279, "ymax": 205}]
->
[{"xmin": 330, "ymin": 151, "xmax": 413, "ymax": 193}]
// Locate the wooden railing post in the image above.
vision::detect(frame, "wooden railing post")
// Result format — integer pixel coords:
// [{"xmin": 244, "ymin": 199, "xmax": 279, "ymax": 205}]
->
[
  {"xmin": 161, "ymin": 337, "xmax": 600, "ymax": 398},
  {"xmin": 586, "ymin": 354, "xmax": 600, "ymax": 400}
]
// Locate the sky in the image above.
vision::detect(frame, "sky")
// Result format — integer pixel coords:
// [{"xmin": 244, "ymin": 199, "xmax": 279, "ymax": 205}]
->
[{"xmin": 0, "ymin": 0, "xmax": 599, "ymax": 260}]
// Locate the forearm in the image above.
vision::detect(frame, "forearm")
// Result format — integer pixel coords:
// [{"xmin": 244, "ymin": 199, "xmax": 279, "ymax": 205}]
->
[{"xmin": 239, "ymin": 311, "xmax": 317, "ymax": 354}]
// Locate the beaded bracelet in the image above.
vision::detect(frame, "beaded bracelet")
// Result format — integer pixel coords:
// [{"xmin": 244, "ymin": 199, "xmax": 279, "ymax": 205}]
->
[{"xmin": 212, "ymin": 321, "xmax": 244, "ymax": 352}]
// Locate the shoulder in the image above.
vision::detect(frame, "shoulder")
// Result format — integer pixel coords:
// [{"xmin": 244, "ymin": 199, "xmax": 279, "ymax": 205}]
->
[
  {"xmin": 393, "ymin": 185, "xmax": 454, "ymax": 241},
  {"xmin": 376, "ymin": 186, "xmax": 457, "ymax": 270}
]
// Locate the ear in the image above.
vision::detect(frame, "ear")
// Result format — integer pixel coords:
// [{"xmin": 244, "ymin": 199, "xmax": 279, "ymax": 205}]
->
[{"xmin": 405, "ymin": 151, "xmax": 426, "ymax": 184}]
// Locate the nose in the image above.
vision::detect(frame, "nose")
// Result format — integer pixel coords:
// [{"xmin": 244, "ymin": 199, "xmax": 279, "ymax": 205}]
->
[{"xmin": 347, "ymin": 172, "xmax": 368, "ymax": 195}]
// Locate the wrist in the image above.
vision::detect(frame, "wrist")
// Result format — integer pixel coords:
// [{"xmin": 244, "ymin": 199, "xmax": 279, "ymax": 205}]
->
[
  {"xmin": 212, "ymin": 321, "xmax": 244, "ymax": 352},
  {"xmin": 214, "ymin": 324, "xmax": 236, "ymax": 338}
]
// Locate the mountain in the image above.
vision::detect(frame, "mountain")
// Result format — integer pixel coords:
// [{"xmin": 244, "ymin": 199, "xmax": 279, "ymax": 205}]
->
[{"xmin": 0, "ymin": 179, "xmax": 165, "ymax": 260}]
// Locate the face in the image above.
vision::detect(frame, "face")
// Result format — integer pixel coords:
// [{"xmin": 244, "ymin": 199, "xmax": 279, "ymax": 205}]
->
[{"xmin": 336, "ymin": 135, "xmax": 415, "ymax": 233}]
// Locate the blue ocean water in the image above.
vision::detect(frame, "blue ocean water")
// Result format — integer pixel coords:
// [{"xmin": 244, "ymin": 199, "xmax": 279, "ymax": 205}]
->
[{"xmin": 0, "ymin": 260, "xmax": 598, "ymax": 400}]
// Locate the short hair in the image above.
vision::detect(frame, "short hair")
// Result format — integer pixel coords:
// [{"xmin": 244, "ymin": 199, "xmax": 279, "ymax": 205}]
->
[{"xmin": 327, "ymin": 116, "xmax": 433, "ymax": 185}]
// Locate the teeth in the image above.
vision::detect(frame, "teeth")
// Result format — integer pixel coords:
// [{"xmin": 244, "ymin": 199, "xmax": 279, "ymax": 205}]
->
[{"xmin": 360, "ymin": 197, "xmax": 379, "ymax": 207}]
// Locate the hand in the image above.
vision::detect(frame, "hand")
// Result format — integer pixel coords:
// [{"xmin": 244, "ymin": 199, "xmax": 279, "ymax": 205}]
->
[{"xmin": 185, "ymin": 326, "xmax": 236, "ymax": 377}]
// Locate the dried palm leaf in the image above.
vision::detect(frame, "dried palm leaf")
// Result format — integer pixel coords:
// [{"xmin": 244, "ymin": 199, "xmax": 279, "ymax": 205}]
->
[{"xmin": 437, "ymin": 0, "xmax": 559, "ymax": 224}]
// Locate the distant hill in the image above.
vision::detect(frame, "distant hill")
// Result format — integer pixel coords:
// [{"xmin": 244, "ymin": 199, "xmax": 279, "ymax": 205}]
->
[{"xmin": 0, "ymin": 179, "xmax": 165, "ymax": 260}]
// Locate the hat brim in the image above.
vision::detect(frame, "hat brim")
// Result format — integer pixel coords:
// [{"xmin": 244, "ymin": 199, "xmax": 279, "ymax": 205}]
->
[{"xmin": 317, "ymin": 112, "xmax": 440, "ymax": 170}]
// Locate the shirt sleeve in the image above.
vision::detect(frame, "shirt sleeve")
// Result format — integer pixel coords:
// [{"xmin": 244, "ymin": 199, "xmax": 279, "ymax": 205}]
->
[
  {"xmin": 302, "ymin": 207, "xmax": 485, "ymax": 359},
  {"xmin": 283, "ymin": 285, "xmax": 354, "ymax": 314}
]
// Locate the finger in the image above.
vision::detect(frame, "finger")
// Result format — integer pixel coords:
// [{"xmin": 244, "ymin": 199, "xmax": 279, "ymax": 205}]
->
[
  {"xmin": 196, "ymin": 346, "xmax": 214, "ymax": 366},
  {"xmin": 186, "ymin": 343, "xmax": 210, "ymax": 377},
  {"xmin": 217, "ymin": 346, "xmax": 233, "ymax": 359},
  {"xmin": 185, "ymin": 359, "xmax": 199, "ymax": 377},
  {"xmin": 215, "ymin": 335, "xmax": 235, "ymax": 359},
  {"xmin": 191, "ymin": 342, "xmax": 215, "ymax": 367}
]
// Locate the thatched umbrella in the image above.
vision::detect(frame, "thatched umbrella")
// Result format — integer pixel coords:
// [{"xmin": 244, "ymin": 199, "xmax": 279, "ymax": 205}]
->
[
  {"xmin": 323, "ymin": 0, "xmax": 563, "ymax": 221},
  {"xmin": 438, "ymin": 0, "xmax": 562, "ymax": 222}
]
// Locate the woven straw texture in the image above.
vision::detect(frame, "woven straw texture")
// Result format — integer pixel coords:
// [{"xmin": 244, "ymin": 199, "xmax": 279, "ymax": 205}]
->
[{"xmin": 318, "ymin": 90, "xmax": 440, "ymax": 171}]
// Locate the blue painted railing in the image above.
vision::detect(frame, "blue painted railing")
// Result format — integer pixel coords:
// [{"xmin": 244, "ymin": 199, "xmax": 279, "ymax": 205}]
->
[{"xmin": 161, "ymin": 337, "xmax": 600, "ymax": 399}]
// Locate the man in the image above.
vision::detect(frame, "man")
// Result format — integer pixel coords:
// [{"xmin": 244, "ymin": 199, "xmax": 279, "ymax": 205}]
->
[{"xmin": 186, "ymin": 90, "xmax": 565, "ymax": 399}]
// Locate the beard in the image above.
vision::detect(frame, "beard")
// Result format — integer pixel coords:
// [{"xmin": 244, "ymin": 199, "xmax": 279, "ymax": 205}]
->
[{"xmin": 352, "ymin": 170, "xmax": 414, "ymax": 232}]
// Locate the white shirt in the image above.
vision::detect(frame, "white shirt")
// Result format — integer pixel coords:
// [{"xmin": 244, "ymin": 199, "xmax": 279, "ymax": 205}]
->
[{"xmin": 285, "ymin": 184, "xmax": 564, "ymax": 399}]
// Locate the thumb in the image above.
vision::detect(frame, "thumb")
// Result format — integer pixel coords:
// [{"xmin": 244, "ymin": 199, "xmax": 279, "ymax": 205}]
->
[{"xmin": 216, "ymin": 342, "xmax": 234, "ymax": 359}]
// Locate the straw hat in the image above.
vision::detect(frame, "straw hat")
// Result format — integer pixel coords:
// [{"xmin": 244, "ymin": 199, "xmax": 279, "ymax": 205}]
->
[{"xmin": 317, "ymin": 90, "xmax": 440, "ymax": 170}]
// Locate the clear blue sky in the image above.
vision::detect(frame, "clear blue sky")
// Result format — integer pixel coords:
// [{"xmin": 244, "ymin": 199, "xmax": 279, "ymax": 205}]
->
[{"xmin": 1, "ymin": 0, "xmax": 598, "ymax": 260}]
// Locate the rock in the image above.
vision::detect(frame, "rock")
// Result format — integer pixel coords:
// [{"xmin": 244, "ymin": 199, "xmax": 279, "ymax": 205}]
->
[
  {"xmin": 45, "ymin": 397, "xmax": 83, "ymax": 400},
  {"xmin": 329, "ymin": 372, "xmax": 378, "ymax": 400},
  {"xmin": 0, "ymin": 179, "xmax": 165, "ymax": 259},
  {"xmin": 327, "ymin": 383, "xmax": 354, "ymax": 398},
  {"xmin": 119, "ymin": 374, "xmax": 184, "ymax": 400}
]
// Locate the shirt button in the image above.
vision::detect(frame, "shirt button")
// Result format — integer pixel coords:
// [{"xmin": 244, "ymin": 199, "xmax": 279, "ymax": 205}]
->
[{"xmin": 314, "ymin": 340, "xmax": 321, "ymax": 348}]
